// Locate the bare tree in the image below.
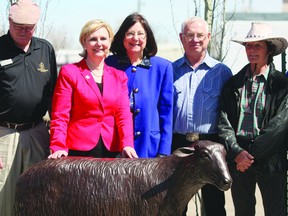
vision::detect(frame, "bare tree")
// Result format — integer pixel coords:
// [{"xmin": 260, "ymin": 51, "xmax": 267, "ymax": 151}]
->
[
  {"xmin": 0, "ymin": 1, "xmax": 10, "ymax": 35},
  {"xmin": 205, "ymin": 0, "xmax": 236, "ymax": 61},
  {"xmin": 204, "ymin": 0, "xmax": 235, "ymax": 61},
  {"xmin": 169, "ymin": 0, "xmax": 236, "ymax": 62},
  {"xmin": 204, "ymin": 0, "xmax": 213, "ymax": 32}
]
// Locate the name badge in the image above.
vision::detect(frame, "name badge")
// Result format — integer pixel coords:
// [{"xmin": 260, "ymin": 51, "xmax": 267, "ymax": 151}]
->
[{"xmin": 0, "ymin": 59, "xmax": 13, "ymax": 66}]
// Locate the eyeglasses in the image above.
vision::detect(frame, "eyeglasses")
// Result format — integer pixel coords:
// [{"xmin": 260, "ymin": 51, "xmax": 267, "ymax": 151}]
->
[
  {"xmin": 12, "ymin": 23, "xmax": 36, "ymax": 32},
  {"xmin": 125, "ymin": 32, "xmax": 147, "ymax": 40},
  {"xmin": 183, "ymin": 33, "xmax": 206, "ymax": 42}
]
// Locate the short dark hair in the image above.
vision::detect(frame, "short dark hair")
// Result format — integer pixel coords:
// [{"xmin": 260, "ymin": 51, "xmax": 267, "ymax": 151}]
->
[{"xmin": 110, "ymin": 12, "xmax": 157, "ymax": 57}]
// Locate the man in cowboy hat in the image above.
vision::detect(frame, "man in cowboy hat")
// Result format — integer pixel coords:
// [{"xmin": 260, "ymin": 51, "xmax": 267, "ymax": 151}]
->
[
  {"xmin": 0, "ymin": 0, "xmax": 57, "ymax": 215},
  {"xmin": 218, "ymin": 22, "xmax": 288, "ymax": 216}
]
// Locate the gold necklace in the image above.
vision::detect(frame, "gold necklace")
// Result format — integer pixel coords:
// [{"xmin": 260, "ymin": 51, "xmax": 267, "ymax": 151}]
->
[{"xmin": 86, "ymin": 60, "xmax": 104, "ymax": 77}]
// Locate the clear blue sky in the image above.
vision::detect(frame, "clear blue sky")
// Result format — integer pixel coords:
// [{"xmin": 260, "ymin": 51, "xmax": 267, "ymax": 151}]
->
[{"xmin": 0, "ymin": 0, "xmax": 283, "ymax": 49}]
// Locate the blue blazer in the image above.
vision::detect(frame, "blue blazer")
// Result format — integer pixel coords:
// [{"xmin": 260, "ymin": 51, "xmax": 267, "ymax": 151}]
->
[{"xmin": 106, "ymin": 55, "xmax": 173, "ymax": 158}]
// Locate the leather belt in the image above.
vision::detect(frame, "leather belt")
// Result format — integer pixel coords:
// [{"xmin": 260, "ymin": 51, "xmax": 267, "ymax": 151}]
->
[
  {"xmin": 0, "ymin": 121, "xmax": 40, "ymax": 131},
  {"xmin": 185, "ymin": 132, "xmax": 218, "ymax": 142}
]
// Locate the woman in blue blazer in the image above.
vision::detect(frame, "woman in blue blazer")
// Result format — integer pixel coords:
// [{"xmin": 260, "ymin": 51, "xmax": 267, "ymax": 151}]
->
[{"xmin": 106, "ymin": 12, "xmax": 173, "ymax": 158}]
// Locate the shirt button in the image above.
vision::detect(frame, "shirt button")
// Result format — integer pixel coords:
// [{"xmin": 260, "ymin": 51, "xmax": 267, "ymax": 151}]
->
[
  {"xmin": 135, "ymin": 108, "xmax": 140, "ymax": 113},
  {"xmin": 132, "ymin": 67, "xmax": 137, "ymax": 72},
  {"xmin": 135, "ymin": 131, "xmax": 141, "ymax": 136},
  {"xmin": 133, "ymin": 88, "xmax": 139, "ymax": 93}
]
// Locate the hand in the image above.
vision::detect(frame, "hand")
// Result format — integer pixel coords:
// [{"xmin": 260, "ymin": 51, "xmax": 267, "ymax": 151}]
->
[
  {"xmin": 235, "ymin": 150, "xmax": 254, "ymax": 172},
  {"xmin": 121, "ymin": 146, "xmax": 138, "ymax": 158},
  {"xmin": 0, "ymin": 158, "xmax": 3, "ymax": 169},
  {"xmin": 48, "ymin": 150, "xmax": 68, "ymax": 159}
]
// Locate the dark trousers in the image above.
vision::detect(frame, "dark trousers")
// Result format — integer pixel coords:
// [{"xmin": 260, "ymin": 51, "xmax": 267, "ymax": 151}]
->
[
  {"xmin": 201, "ymin": 184, "xmax": 226, "ymax": 216},
  {"xmin": 172, "ymin": 133, "xmax": 226, "ymax": 216},
  {"xmin": 230, "ymin": 164, "xmax": 287, "ymax": 216},
  {"xmin": 69, "ymin": 136, "xmax": 120, "ymax": 158}
]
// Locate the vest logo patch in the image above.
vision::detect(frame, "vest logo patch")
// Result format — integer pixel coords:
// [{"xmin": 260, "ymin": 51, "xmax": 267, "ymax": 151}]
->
[
  {"xmin": 0, "ymin": 59, "xmax": 13, "ymax": 66},
  {"xmin": 37, "ymin": 62, "xmax": 48, "ymax": 72}
]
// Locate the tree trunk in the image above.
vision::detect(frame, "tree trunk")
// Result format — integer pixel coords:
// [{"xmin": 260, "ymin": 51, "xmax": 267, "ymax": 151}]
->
[{"xmin": 204, "ymin": 0, "xmax": 213, "ymax": 53}]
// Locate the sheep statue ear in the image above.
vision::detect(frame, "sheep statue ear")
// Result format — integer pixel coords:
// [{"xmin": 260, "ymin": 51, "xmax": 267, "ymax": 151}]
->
[{"xmin": 173, "ymin": 147, "xmax": 195, "ymax": 157}]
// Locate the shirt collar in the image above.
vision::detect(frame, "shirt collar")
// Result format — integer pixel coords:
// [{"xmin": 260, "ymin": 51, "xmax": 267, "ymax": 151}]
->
[
  {"xmin": 178, "ymin": 52, "xmax": 218, "ymax": 69},
  {"xmin": 7, "ymin": 31, "xmax": 39, "ymax": 53},
  {"xmin": 118, "ymin": 55, "xmax": 151, "ymax": 68},
  {"xmin": 244, "ymin": 65, "xmax": 270, "ymax": 81}
]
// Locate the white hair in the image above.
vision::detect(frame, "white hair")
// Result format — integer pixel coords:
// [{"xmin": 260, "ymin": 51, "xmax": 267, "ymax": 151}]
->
[{"xmin": 180, "ymin": 17, "xmax": 209, "ymax": 33}]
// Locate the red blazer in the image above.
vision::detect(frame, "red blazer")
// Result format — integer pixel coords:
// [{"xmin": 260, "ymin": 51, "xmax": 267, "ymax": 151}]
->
[{"xmin": 50, "ymin": 59, "xmax": 134, "ymax": 153}]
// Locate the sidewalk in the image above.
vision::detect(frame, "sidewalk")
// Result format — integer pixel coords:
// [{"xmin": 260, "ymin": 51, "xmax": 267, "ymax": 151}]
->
[{"xmin": 187, "ymin": 185, "xmax": 264, "ymax": 215}]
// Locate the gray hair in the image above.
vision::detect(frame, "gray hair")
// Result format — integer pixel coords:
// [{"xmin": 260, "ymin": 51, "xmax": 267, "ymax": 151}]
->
[{"xmin": 180, "ymin": 17, "xmax": 209, "ymax": 34}]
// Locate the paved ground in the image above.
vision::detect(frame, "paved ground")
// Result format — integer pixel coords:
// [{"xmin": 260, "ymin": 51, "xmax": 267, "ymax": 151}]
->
[{"xmin": 187, "ymin": 185, "xmax": 264, "ymax": 215}]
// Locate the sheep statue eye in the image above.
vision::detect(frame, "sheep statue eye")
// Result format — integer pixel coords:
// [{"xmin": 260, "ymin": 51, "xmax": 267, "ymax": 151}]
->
[{"xmin": 199, "ymin": 151, "xmax": 210, "ymax": 159}]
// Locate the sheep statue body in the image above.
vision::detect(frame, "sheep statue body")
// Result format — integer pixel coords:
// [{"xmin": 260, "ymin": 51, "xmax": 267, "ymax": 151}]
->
[{"xmin": 15, "ymin": 140, "xmax": 232, "ymax": 216}]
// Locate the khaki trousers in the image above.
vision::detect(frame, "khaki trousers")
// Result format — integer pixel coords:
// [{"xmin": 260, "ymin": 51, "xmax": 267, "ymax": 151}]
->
[{"xmin": 0, "ymin": 122, "xmax": 50, "ymax": 216}]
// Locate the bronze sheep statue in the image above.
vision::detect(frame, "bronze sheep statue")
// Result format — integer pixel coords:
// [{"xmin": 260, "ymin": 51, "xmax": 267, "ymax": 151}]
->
[{"xmin": 14, "ymin": 140, "xmax": 232, "ymax": 216}]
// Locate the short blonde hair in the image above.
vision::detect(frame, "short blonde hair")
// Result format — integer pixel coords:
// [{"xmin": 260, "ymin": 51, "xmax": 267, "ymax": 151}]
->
[{"xmin": 79, "ymin": 19, "xmax": 114, "ymax": 58}]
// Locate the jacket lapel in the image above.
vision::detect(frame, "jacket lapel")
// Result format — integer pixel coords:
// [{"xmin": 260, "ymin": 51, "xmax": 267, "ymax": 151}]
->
[
  {"xmin": 79, "ymin": 59, "xmax": 103, "ymax": 107},
  {"xmin": 102, "ymin": 64, "xmax": 113, "ymax": 100}
]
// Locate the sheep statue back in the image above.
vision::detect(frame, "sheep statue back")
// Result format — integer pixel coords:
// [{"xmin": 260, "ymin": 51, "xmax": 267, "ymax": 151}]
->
[{"xmin": 15, "ymin": 140, "xmax": 232, "ymax": 216}]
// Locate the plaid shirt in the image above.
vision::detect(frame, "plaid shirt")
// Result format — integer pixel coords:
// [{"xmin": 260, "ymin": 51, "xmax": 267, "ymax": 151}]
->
[{"xmin": 236, "ymin": 67, "xmax": 269, "ymax": 139}]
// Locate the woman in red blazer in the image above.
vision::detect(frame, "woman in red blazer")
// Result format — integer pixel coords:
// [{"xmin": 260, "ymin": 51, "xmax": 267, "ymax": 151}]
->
[{"xmin": 48, "ymin": 20, "xmax": 138, "ymax": 159}]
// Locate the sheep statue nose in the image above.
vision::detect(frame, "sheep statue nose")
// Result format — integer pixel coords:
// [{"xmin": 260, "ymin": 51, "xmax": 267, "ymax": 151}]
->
[{"xmin": 221, "ymin": 178, "xmax": 233, "ymax": 191}]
